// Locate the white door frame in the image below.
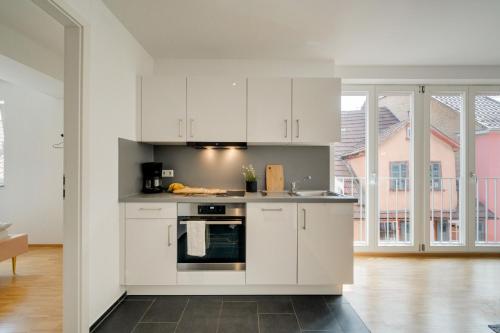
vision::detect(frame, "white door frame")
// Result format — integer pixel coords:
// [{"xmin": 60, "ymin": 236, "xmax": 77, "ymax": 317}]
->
[{"xmin": 32, "ymin": 1, "xmax": 89, "ymax": 331}]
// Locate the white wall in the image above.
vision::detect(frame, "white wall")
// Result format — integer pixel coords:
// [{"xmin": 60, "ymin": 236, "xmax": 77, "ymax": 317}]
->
[
  {"xmin": 0, "ymin": 80, "xmax": 63, "ymax": 244},
  {"xmin": 0, "ymin": 23, "xmax": 63, "ymax": 81},
  {"xmin": 60, "ymin": 0, "xmax": 155, "ymax": 324},
  {"xmin": 335, "ymin": 65, "xmax": 500, "ymax": 84},
  {"xmin": 155, "ymin": 58, "xmax": 335, "ymax": 77}
]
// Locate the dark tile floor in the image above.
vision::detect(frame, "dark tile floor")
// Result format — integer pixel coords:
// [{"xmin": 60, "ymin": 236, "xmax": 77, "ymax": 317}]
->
[{"xmin": 93, "ymin": 295, "xmax": 370, "ymax": 333}]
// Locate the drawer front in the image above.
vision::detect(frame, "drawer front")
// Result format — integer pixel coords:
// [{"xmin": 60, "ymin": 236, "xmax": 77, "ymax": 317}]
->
[{"xmin": 125, "ymin": 203, "xmax": 177, "ymax": 219}]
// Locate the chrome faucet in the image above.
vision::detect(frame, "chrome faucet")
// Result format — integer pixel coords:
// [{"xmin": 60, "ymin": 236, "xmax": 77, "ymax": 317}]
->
[{"xmin": 291, "ymin": 175, "xmax": 312, "ymax": 193}]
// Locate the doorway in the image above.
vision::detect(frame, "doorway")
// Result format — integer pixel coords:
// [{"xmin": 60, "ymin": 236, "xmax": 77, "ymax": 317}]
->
[{"xmin": 0, "ymin": 1, "xmax": 88, "ymax": 331}]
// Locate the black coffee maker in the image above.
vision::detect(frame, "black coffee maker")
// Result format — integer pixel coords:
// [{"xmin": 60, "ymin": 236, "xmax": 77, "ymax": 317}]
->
[{"xmin": 141, "ymin": 162, "xmax": 163, "ymax": 193}]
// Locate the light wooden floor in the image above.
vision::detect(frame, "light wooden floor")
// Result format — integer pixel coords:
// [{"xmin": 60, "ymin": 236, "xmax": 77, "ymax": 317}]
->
[
  {"xmin": 345, "ymin": 256, "xmax": 500, "ymax": 333},
  {"xmin": 0, "ymin": 246, "xmax": 62, "ymax": 332},
  {"xmin": 1, "ymin": 249, "xmax": 499, "ymax": 333}
]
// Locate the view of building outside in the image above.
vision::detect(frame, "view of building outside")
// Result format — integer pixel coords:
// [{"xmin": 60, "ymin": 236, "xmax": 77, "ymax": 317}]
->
[
  {"xmin": 335, "ymin": 92, "xmax": 500, "ymax": 247},
  {"xmin": 475, "ymin": 94, "xmax": 500, "ymax": 244},
  {"xmin": 334, "ymin": 95, "xmax": 367, "ymax": 245},
  {"xmin": 376, "ymin": 95, "xmax": 412, "ymax": 244},
  {"xmin": 429, "ymin": 95, "xmax": 462, "ymax": 244}
]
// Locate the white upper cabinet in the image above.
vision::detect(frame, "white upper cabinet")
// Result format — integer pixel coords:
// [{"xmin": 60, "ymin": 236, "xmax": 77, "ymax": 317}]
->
[
  {"xmin": 246, "ymin": 203, "xmax": 297, "ymax": 285},
  {"xmin": 141, "ymin": 76, "xmax": 187, "ymax": 142},
  {"xmin": 187, "ymin": 77, "xmax": 247, "ymax": 142},
  {"xmin": 292, "ymin": 78, "xmax": 341, "ymax": 144},
  {"xmin": 247, "ymin": 78, "xmax": 292, "ymax": 144},
  {"xmin": 140, "ymin": 76, "xmax": 341, "ymax": 144},
  {"xmin": 297, "ymin": 203, "xmax": 353, "ymax": 285}
]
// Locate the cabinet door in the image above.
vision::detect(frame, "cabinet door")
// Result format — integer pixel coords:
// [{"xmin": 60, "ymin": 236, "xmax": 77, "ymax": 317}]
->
[
  {"xmin": 246, "ymin": 203, "xmax": 297, "ymax": 285},
  {"xmin": 247, "ymin": 78, "xmax": 292, "ymax": 144},
  {"xmin": 141, "ymin": 76, "xmax": 187, "ymax": 142},
  {"xmin": 125, "ymin": 218, "xmax": 177, "ymax": 285},
  {"xmin": 298, "ymin": 203, "xmax": 353, "ymax": 285},
  {"xmin": 187, "ymin": 77, "xmax": 246, "ymax": 142},
  {"xmin": 292, "ymin": 78, "xmax": 341, "ymax": 145}
]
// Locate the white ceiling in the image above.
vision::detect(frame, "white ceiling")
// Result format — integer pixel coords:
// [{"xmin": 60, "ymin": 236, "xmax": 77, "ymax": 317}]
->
[
  {"xmin": 102, "ymin": 0, "xmax": 500, "ymax": 66},
  {"xmin": 0, "ymin": 0, "xmax": 64, "ymax": 56}
]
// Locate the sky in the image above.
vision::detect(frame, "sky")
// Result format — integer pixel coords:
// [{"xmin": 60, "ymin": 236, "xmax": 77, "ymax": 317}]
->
[{"xmin": 341, "ymin": 96, "xmax": 366, "ymax": 111}]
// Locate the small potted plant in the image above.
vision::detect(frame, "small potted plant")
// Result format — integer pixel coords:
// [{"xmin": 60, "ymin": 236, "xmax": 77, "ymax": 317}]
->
[{"xmin": 242, "ymin": 164, "xmax": 258, "ymax": 192}]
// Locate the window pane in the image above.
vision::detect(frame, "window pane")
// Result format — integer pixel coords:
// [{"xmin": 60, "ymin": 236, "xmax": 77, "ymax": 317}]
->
[
  {"xmin": 475, "ymin": 94, "xmax": 500, "ymax": 244},
  {"xmin": 335, "ymin": 95, "xmax": 368, "ymax": 245},
  {"xmin": 378, "ymin": 94, "xmax": 412, "ymax": 244},
  {"xmin": 429, "ymin": 95, "xmax": 463, "ymax": 245}
]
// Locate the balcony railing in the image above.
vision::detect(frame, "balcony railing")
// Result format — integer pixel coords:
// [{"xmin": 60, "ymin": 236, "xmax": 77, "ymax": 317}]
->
[
  {"xmin": 335, "ymin": 177, "xmax": 367, "ymax": 245},
  {"xmin": 378, "ymin": 177, "xmax": 411, "ymax": 244},
  {"xmin": 476, "ymin": 177, "xmax": 500, "ymax": 245},
  {"xmin": 430, "ymin": 177, "xmax": 460, "ymax": 244},
  {"xmin": 335, "ymin": 176, "xmax": 500, "ymax": 246}
]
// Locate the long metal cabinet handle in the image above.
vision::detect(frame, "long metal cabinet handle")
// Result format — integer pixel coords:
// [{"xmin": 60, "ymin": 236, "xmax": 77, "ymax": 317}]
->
[
  {"xmin": 296, "ymin": 119, "xmax": 300, "ymax": 138},
  {"xmin": 190, "ymin": 119, "xmax": 194, "ymax": 138},
  {"xmin": 178, "ymin": 119, "xmax": 183, "ymax": 137},
  {"xmin": 168, "ymin": 224, "xmax": 172, "ymax": 246},
  {"xmin": 261, "ymin": 208, "xmax": 283, "ymax": 212},
  {"xmin": 139, "ymin": 208, "xmax": 162, "ymax": 211},
  {"xmin": 302, "ymin": 208, "xmax": 306, "ymax": 230},
  {"xmin": 284, "ymin": 119, "xmax": 288, "ymax": 138}
]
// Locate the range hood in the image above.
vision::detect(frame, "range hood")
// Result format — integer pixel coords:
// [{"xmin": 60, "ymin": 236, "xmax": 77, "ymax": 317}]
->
[{"xmin": 187, "ymin": 142, "xmax": 247, "ymax": 149}]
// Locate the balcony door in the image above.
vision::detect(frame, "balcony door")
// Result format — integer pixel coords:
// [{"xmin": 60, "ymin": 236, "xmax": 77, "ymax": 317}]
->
[
  {"xmin": 335, "ymin": 86, "xmax": 370, "ymax": 246},
  {"xmin": 470, "ymin": 87, "xmax": 500, "ymax": 250},
  {"xmin": 422, "ymin": 87, "xmax": 468, "ymax": 251},
  {"xmin": 373, "ymin": 86, "xmax": 420, "ymax": 251}
]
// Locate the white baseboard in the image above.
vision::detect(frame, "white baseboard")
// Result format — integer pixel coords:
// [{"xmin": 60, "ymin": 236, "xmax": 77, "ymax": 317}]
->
[{"xmin": 126, "ymin": 284, "xmax": 343, "ymax": 295}]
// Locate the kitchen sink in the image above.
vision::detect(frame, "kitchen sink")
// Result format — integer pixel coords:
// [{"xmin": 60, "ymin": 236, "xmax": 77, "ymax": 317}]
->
[{"xmin": 290, "ymin": 190, "xmax": 340, "ymax": 197}]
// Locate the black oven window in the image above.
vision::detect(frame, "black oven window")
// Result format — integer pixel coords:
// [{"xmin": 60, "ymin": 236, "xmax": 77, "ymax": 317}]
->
[{"xmin": 178, "ymin": 223, "xmax": 245, "ymax": 263}]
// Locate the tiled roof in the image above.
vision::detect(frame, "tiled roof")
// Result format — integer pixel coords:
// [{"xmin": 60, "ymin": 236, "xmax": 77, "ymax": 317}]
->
[
  {"xmin": 433, "ymin": 95, "xmax": 500, "ymax": 129},
  {"xmin": 334, "ymin": 107, "xmax": 399, "ymax": 178}
]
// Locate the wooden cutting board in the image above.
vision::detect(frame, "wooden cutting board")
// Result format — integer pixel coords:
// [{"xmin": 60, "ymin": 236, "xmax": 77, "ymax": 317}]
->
[{"xmin": 266, "ymin": 164, "xmax": 284, "ymax": 192}]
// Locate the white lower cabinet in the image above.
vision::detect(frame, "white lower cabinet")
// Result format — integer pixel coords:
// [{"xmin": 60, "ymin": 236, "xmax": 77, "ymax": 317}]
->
[
  {"xmin": 125, "ymin": 218, "xmax": 177, "ymax": 285},
  {"xmin": 297, "ymin": 203, "xmax": 353, "ymax": 285},
  {"xmin": 246, "ymin": 203, "xmax": 298, "ymax": 285}
]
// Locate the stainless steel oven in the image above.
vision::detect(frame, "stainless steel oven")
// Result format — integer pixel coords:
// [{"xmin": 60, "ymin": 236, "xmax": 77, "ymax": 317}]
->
[{"xmin": 177, "ymin": 203, "xmax": 245, "ymax": 271}]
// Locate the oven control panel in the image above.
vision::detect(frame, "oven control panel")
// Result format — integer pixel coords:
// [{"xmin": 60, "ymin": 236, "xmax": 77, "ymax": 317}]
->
[{"xmin": 198, "ymin": 205, "xmax": 226, "ymax": 215}]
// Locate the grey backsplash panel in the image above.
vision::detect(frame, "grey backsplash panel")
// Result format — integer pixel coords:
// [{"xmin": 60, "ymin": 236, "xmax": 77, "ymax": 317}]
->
[
  {"xmin": 154, "ymin": 145, "xmax": 330, "ymax": 191},
  {"xmin": 118, "ymin": 138, "xmax": 154, "ymax": 197}
]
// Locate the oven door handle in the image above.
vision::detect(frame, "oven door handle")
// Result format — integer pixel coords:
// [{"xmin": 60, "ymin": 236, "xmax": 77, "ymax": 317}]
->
[{"xmin": 179, "ymin": 220, "xmax": 242, "ymax": 225}]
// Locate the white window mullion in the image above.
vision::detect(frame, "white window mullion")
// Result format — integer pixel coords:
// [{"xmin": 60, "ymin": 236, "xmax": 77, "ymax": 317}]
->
[{"xmin": 366, "ymin": 85, "xmax": 378, "ymax": 251}]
